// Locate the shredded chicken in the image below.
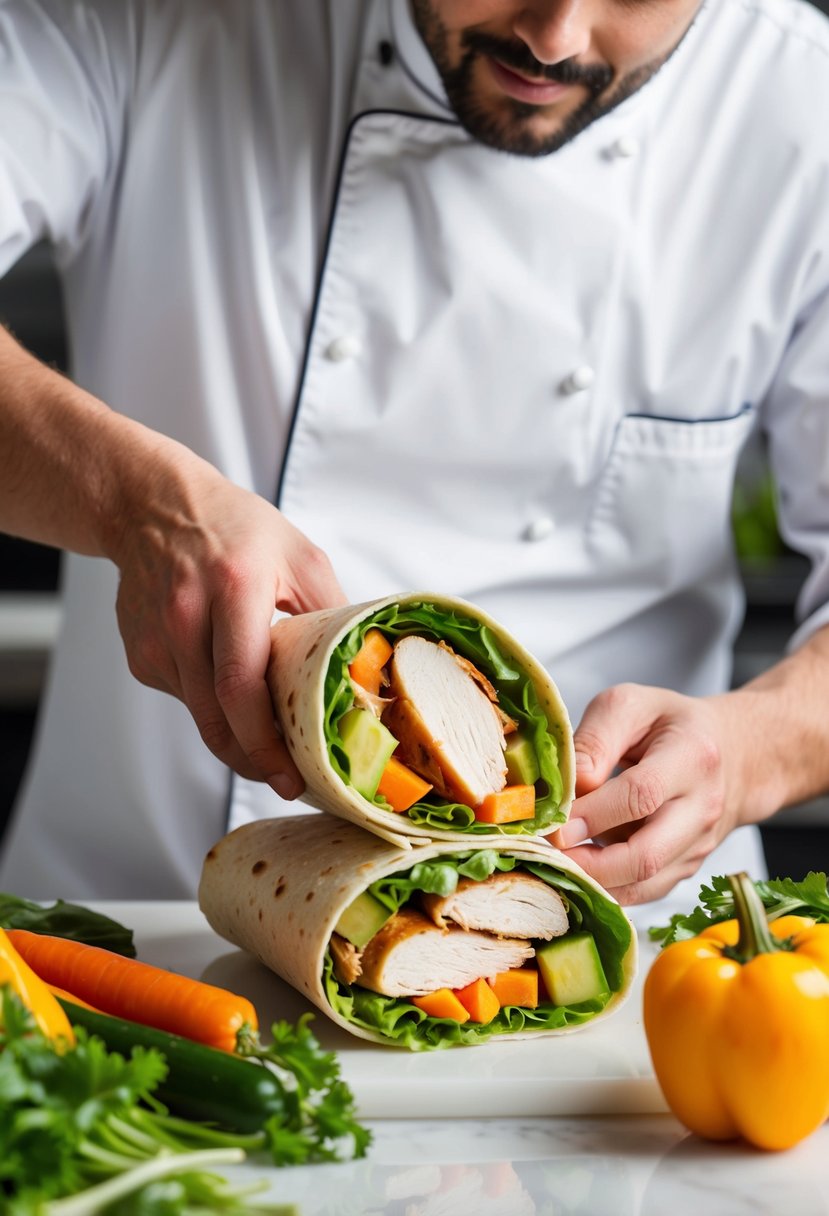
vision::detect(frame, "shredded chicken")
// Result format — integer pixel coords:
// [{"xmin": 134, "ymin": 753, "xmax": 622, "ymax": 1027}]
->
[
  {"xmin": 330, "ymin": 932, "xmax": 362, "ymax": 985},
  {"xmin": 351, "ymin": 680, "xmax": 395, "ymax": 719}
]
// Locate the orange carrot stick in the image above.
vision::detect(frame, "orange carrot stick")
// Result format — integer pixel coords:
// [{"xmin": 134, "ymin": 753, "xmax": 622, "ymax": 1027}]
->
[
  {"xmin": 454, "ymin": 977, "xmax": 500, "ymax": 1024},
  {"xmin": 475, "ymin": 784, "xmax": 536, "ymax": 824},
  {"xmin": 376, "ymin": 756, "xmax": 432, "ymax": 812},
  {"xmin": 412, "ymin": 988, "xmax": 470, "ymax": 1022},
  {"xmin": 349, "ymin": 629, "xmax": 393, "ymax": 695},
  {"xmin": 488, "ymin": 968, "xmax": 539, "ymax": 1009},
  {"xmin": 48, "ymin": 984, "xmax": 102, "ymax": 1013},
  {"xmin": 7, "ymin": 929, "xmax": 258, "ymax": 1052}
]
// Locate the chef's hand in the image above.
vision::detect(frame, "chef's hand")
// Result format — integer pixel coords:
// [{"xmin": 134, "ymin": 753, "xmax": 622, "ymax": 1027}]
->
[
  {"xmin": 111, "ymin": 451, "xmax": 346, "ymax": 798},
  {"xmin": 548, "ymin": 684, "xmax": 743, "ymax": 905}
]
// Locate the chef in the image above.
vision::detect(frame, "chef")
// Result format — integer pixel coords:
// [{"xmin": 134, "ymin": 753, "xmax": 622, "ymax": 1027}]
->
[{"xmin": 0, "ymin": 0, "xmax": 828, "ymax": 918}]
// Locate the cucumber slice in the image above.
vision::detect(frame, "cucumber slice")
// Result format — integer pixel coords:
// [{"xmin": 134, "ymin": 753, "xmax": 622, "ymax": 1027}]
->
[
  {"xmin": 504, "ymin": 734, "xmax": 540, "ymax": 785},
  {"xmin": 536, "ymin": 933, "xmax": 609, "ymax": 1006},
  {"xmin": 338, "ymin": 707, "xmax": 398, "ymax": 799},
  {"xmin": 335, "ymin": 892, "xmax": 393, "ymax": 948}
]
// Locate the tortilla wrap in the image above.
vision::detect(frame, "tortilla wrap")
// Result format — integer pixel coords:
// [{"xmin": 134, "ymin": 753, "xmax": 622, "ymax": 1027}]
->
[
  {"xmin": 267, "ymin": 593, "xmax": 575, "ymax": 849},
  {"xmin": 198, "ymin": 814, "xmax": 636, "ymax": 1050}
]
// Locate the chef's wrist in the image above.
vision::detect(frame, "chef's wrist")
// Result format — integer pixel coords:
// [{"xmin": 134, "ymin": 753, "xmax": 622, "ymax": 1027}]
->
[
  {"xmin": 97, "ymin": 417, "xmax": 213, "ymax": 569},
  {"xmin": 709, "ymin": 628, "xmax": 829, "ymax": 829}
]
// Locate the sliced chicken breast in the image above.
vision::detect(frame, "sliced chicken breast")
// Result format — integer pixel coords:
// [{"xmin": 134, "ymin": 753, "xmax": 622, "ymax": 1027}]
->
[
  {"xmin": 420, "ymin": 872, "xmax": 569, "ymax": 940},
  {"xmin": 382, "ymin": 636, "xmax": 508, "ymax": 808},
  {"xmin": 357, "ymin": 907, "xmax": 533, "ymax": 997}
]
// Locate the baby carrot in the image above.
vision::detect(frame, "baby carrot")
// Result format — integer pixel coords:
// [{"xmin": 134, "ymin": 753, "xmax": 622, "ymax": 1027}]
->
[
  {"xmin": 488, "ymin": 968, "xmax": 539, "ymax": 1010},
  {"xmin": 48, "ymin": 984, "xmax": 102, "ymax": 1013},
  {"xmin": 349, "ymin": 629, "xmax": 393, "ymax": 695},
  {"xmin": 6, "ymin": 929, "xmax": 257, "ymax": 1052},
  {"xmin": 376, "ymin": 756, "xmax": 433, "ymax": 812},
  {"xmin": 453, "ymin": 977, "xmax": 500, "ymax": 1024},
  {"xmin": 475, "ymin": 784, "xmax": 536, "ymax": 824},
  {"xmin": 412, "ymin": 988, "xmax": 470, "ymax": 1022}
]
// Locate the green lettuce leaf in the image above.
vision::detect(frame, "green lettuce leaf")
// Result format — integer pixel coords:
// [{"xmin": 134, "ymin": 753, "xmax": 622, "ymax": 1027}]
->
[
  {"xmin": 324, "ymin": 601, "xmax": 567, "ymax": 834},
  {"xmin": 324, "ymin": 855, "xmax": 632, "ymax": 1049}
]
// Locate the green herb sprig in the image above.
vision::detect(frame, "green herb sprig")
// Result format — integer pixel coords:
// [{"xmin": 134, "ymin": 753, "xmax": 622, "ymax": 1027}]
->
[
  {"xmin": 0, "ymin": 989, "xmax": 367, "ymax": 1214},
  {"xmin": 649, "ymin": 871, "xmax": 829, "ymax": 947}
]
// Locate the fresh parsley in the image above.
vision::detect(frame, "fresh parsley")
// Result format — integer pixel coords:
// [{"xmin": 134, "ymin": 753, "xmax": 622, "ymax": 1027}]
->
[
  {"xmin": 649, "ymin": 871, "xmax": 829, "ymax": 946},
  {"xmin": 0, "ymin": 990, "xmax": 368, "ymax": 1214}
]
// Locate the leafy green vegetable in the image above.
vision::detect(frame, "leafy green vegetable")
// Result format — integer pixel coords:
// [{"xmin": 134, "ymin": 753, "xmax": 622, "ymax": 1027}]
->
[
  {"xmin": 0, "ymin": 987, "xmax": 368, "ymax": 1213},
  {"xmin": 0, "ymin": 894, "xmax": 135, "ymax": 958},
  {"xmin": 649, "ymin": 871, "xmax": 829, "ymax": 947},
  {"xmin": 0, "ymin": 988, "xmax": 290, "ymax": 1214},
  {"xmin": 323, "ymin": 601, "xmax": 568, "ymax": 833},
  {"xmin": 324, "ymin": 853, "xmax": 632, "ymax": 1049},
  {"xmin": 237, "ymin": 1015, "xmax": 371, "ymax": 1164}
]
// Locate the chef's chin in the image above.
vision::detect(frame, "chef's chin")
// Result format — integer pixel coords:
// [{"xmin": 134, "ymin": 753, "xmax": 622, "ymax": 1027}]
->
[{"xmin": 445, "ymin": 59, "xmax": 662, "ymax": 158}]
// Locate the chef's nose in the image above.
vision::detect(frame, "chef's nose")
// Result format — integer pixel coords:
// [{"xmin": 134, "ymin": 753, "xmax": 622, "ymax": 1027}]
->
[{"xmin": 511, "ymin": 0, "xmax": 592, "ymax": 65}]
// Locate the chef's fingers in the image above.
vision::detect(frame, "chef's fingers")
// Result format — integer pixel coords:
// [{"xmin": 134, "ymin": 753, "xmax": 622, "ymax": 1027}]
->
[
  {"xmin": 116, "ymin": 572, "xmax": 186, "ymax": 699},
  {"xmin": 560, "ymin": 799, "xmax": 714, "ymax": 904},
  {"xmin": 274, "ymin": 526, "xmax": 349, "ymax": 615},
  {"xmin": 556, "ymin": 739, "xmax": 682, "ymax": 849},
  {"xmin": 208, "ymin": 598, "xmax": 305, "ymax": 798},
  {"xmin": 570, "ymin": 682, "xmax": 680, "ymax": 795}
]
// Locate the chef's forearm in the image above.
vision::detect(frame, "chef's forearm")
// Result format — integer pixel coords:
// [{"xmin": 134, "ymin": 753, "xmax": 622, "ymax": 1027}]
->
[
  {"xmin": 713, "ymin": 622, "xmax": 829, "ymax": 825},
  {"xmin": 0, "ymin": 324, "xmax": 196, "ymax": 563}
]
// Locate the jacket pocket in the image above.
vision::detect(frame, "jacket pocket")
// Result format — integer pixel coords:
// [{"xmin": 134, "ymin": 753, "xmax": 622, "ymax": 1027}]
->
[{"xmin": 585, "ymin": 407, "xmax": 756, "ymax": 583}]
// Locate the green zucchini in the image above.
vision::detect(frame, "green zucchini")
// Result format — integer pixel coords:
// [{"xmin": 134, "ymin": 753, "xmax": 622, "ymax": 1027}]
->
[{"xmin": 58, "ymin": 1000, "xmax": 286, "ymax": 1133}]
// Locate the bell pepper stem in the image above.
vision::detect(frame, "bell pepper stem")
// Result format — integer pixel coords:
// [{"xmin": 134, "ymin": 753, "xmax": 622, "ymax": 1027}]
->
[{"xmin": 727, "ymin": 871, "xmax": 790, "ymax": 963}]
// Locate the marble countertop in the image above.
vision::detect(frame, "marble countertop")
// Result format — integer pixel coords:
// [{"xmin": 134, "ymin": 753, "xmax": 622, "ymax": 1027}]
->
[
  {"xmin": 85, "ymin": 901, "xmax": 829, "ymax": 1215},
  {"xmin": 240, "ymin": 1113, "xmax": 829, "ymax": 1215}
]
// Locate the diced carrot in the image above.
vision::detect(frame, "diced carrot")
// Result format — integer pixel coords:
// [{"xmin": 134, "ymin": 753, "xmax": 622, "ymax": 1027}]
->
[
  {"xmin": 474, "ymin": 784, "xmax": 536, "ymax": 824},
  {"xmin": 348, "ymin": 629, "xmax": 393, "ymax": 695},
  {"xmin": 454, "ymin": 977, "xmax": 500, "ymax": 1025},
  {"xmin": 376, "ymin": 756, "xmax": 432, "ymax": 812},
  {"xmin": 488, "ymin": 968, "xmax": 539, "ymax": 1010},
  {"xmin": 412, "ymin": 988, "xmax": 470, "ymax": 1022}
]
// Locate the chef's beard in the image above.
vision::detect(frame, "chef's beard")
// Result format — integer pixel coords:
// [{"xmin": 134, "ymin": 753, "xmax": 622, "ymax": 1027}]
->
[{"xmin": 411, "ymin": 3, "xmax": 674, "ymax": 157}]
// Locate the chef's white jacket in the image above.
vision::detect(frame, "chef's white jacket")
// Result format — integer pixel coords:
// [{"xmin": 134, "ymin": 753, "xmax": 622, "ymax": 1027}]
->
[{"xmin": 1, "ymin": 0, "xmax": 828, "ymax": 916}]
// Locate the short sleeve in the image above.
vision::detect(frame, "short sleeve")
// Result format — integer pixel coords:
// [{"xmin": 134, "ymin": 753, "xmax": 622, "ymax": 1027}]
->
[{"xmin": 0, "ymin": 0, "xmax": 134, "ymax": 274}]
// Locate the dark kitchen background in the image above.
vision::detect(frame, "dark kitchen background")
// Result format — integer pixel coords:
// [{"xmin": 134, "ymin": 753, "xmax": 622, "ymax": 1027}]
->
[{"xmin": 2, "ymin": 3, "xmax": 829, "ymax": 883}]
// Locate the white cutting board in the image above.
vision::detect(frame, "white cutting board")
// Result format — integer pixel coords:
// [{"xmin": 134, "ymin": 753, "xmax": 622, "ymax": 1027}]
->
[{"xmin": 89, "ymin": 901, "xmax": 668, "ymax": 1119}]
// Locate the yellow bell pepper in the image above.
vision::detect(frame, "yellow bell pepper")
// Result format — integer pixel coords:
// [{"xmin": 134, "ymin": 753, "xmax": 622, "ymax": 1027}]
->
[
  {"xmin": 644, "ymin": 871, "xmax": 829, "ymax": 1151},
  {"xmin": 0, "ymin": 926, "xmax": 75, "ymax": 1044}
]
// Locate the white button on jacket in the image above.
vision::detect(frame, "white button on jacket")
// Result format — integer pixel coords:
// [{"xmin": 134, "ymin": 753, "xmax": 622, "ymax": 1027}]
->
[
  {"xmin": 608, "ymin": 135, "xmax": 640, "ymax": 160},
  {"xmin": 524, "ymin": 518, "xmax": 556, "ymax": 543},
  {"xmin": 1, "ymin": 0, "xmax": 827, "ymax": 905},
  {"xmin": 560, "ymin": 366, "xmax": 596, "ymax": 395},
  {"xmin": 325, "ymin": 336, "xmax": 363, "ymax": 363}
]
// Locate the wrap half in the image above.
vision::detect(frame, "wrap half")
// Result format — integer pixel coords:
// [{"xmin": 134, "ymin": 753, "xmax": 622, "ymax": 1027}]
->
[
  {"xmin": 198, "ymin": 815, "xmax": 636, "ymax": 1050},
  {"xmin": 267, "ymin": 593, "xmax": 575, "ymax": 847}
]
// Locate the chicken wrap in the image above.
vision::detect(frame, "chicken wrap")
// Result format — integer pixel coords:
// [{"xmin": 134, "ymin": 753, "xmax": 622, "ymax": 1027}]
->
[
  {"xmin": 267, "ymin": 593, "xmax": 575, "ymax": 848},
  {"xmin": 198, "ymin": 815, "xmax": 636, "ymax": 1050}
]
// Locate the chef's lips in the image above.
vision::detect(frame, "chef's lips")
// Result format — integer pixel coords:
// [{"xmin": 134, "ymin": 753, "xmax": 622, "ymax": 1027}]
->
[{"xmin": 266, "ymin": 594, "xmax": 575, "ymax": 848}]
